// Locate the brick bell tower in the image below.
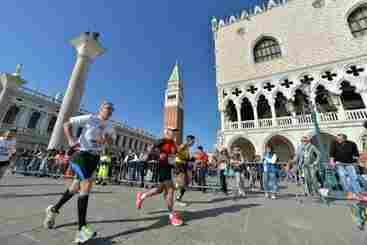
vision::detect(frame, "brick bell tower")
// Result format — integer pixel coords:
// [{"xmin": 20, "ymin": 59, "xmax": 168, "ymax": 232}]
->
[{"xmin": 164, "ymin": 61, "xmax": 184, "ymax": 145}]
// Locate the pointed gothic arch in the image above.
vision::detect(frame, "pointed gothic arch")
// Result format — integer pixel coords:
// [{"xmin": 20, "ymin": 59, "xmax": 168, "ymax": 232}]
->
[
  {"xmin": 257, "ymin": 94, "xmax": 272, "ymax": 119},
  {"xmin": 225, "ymin": 99, "xmax": 238, "ymax": 122},
  {"xmin": 229, "ymin": 136, "xmax": 256, "ymax": 161},
  {"xmin": 265, "ymin": 134, "xmax": 295, "ymax": 162},
  {"xmin": 240, "ymin": 97, "xmax": 254, "ymax": 121},
  {"xmin": 340, "ymin": 81, "xmax": 366, "ymax": 110},
  {"xmin": 314, "ymin": 85, "xmax": 337, "ymax": 113},
  {"xmin": 274, "ymin": 92, "xmax": 291, "ymax": 117}
]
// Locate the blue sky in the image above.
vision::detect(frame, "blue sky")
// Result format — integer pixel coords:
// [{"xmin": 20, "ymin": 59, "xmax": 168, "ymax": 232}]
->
[{"xmin": 0, "ymin": 0, "xmax": 263, "ymax": 151}]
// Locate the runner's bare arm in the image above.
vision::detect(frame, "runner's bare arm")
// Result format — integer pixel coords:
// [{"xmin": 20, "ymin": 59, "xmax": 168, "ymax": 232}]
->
[{"xmin": 64, "ymin": 122, "xmax": 76, "ymax": 146}]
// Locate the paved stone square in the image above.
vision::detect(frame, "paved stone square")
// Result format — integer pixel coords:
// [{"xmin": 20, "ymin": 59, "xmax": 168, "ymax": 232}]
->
[{"xmin": 0, "ymin": 175, "xmax": 366, "ymax": 245}]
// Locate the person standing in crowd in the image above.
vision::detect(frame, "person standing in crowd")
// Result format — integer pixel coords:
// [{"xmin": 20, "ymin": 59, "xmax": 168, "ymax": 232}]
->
[
  {"xmin": 175, "ymin": 135, "xmax": 195, "ymax": 206},
  {"xmin": 230, "ymin": 147, "xmax": 246, "ymax": 197},
  {"xmin": 217, "ymin": 148, "xmax": 230, "ymax": 195},
  {"xmin": 43, "ymin": 101, "xmax": 115, "ymax": 243},
  {"xmin": 263, "ymin": 145, "xmax": 278, "ymax": 199},
  {"xmin": 330, "ymin": 133, "xmax": 362, "ymax": 193},
  {"xmin": 0, "ymin": 129, "xmax": 17, "ymax": 180},
  {"xmin": 195, "ymin": 146, "xmax": 209, "ymax": 193},
  {"xmin": 348, "ymin": 121, "xmax": 367, "ymax": 230},
  {"xmin": 96, "ymin": 149, "xmax": 112, "ymax": 186},
  {"xmin": 136, "ymin": 127, "xmax": 183, "ymax": 226},
  {"xmin": 27, "ymin": 148, "xmax": 43, "ymax": 173},
  {"xmin": 138, "ymin": 145, "xmax": 153, "ymax": 188},
  {"xmin": 147, "ymin": 145, "xmax": 160, "ymax": 184},
  {"xmin": 124, "ymin": 150, "xmax": 139, "ymax": 182},
  {"xmin": 299, "ymin": 136, "xmax": 321, "ymax": 196},
  {"xmin": 293, "ymin": 137, "xmax": 307, "ymax": 186}
]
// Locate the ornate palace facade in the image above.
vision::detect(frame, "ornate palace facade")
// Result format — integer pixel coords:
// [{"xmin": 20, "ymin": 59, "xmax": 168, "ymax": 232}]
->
[
  {"xmin": 213, "ymin": 0, "xmax": 367, "ymax": 162},
  {"xmin": 0, "ymin": 67, "xmax": 156, "ymax": 152}
]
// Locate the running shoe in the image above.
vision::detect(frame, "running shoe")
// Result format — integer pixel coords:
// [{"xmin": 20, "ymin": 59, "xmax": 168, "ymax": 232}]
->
[
  {"xmin": 176, "ymin": 200, "xmax": 188, "ymax": 207},
  {"xmin": 318, "ymin": 188, "xmax": 329, "ymax": 197},
  {"xmin": 357, "ymin": 193, "xmax": 367, "ymax": 202},
  {"xmin": 43, "ymin": 205, "xmax": 59, "ymax": 229},
  {"xmin": 271, "ymin": 194, "xmax": 276, "ymax": 200},
  {"xmin": 74, "ymin": 224, "xmax": 97, "ymax": 243},
  {"xmin": 136, "ymin": 192, "xmax": 144, "ymax": 209},
  {"xmin": 238, "ymin": 191, "xmax": 246, "ymax": 197},
  {"xmin": 350, "ymin": 204, "xmax": 365, "ymax": 231},
  {"xmin": 169, "ymin": 211, "xmax": 184, "ymax": 226}
]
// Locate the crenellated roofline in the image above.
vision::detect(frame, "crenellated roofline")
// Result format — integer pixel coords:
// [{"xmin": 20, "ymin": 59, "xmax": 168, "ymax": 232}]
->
[{"xmin": 211, "ymin": 0, "xmax": 292, "ymax": 33}]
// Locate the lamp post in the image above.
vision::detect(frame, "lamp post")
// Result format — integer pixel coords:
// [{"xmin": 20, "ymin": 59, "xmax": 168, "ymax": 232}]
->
[{"xmin": 305, "ymin": 86, "xmax": 328, "ymax": 183}]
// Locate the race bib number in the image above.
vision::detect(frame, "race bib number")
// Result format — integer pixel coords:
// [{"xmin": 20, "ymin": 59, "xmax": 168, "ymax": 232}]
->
[{"xmin": 168, "ymin": 155, "xmax": 176, "ymax": 165}]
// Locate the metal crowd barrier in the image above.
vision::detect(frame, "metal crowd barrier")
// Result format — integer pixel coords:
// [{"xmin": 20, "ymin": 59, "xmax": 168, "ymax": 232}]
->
[{"xmin": 12, "ymin": 157, "xmax": 367, "ymax": 199}]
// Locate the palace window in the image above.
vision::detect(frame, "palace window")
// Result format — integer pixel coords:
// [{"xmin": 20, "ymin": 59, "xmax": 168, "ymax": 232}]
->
[
  {"xmin": 3, "ymin": 105, "xmax": 20, "ymax": 124},
  {"xmin": 47, "ymin": 116, "xmax": 57, "ymax": 134},
  {"xmin": 254, "ymin": 37, "xmax": 281, "ymax": 63},
  {"xmin": 348, "ymin": 4, "xmax": 367, "ymax": 37},
  {"xmin": 362, "ymin": 135, "xmax": 367, "ymax": 151},
  {"xmin": 27, "ymin": 111, "xmax": 41, "ymax": 129},
  {"xmin": 168, "ymin": 95, "xmax": 176, "ymax": 101}
]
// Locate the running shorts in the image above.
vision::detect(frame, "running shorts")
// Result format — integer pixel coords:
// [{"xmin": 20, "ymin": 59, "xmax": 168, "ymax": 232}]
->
[
  {"xmin": 70, "ymin": 151, "xmax": 100, "ymax": 181},
  {"xmin": 159, "ymin": 165, "xmax": 173, "ymax": 183},
  {"xmin": 0, "ymin": 161, "xmax": 10, "ymax": 167}
]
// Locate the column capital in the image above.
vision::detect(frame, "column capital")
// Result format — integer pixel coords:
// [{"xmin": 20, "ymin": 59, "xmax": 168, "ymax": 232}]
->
[{"xmin": 71, "ymin": 32, "xmax": 106, "ymax": 60}]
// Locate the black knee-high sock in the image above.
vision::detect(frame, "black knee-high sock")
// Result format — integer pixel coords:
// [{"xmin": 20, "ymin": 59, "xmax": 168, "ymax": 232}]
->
[
  {"xmin": 53, "ymin": 189, "xmax": 74, "ymax": 212},
  {"xmin": 78, "ymin": 195, "xmax": 89, "ymax": 230},
  {"xmin": 179, "ymin": 188, "xmax": 186, "ymax": 200}
]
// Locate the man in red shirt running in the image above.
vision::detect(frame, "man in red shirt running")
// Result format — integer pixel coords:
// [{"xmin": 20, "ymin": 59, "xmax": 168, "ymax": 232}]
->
[
  {"xmin": 136, "ymin": 127, "xmax": 183, "ymax": 226},
  {"xmin": 195, "ymin": 146, "xmax": 209, "ymax": 193}
]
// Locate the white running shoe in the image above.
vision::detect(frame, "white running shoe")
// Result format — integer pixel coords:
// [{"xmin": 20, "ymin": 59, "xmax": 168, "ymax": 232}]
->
[
  {"xmin": 238, "ymin": 191, "xmax": 246, "ymax": 197},
  {"xmin": 318, "ymin": 188, "xmax": 329, "ymax": 197},
  {"xmin": 43, "ymin": 205, "xmax": 58, "ymax": 229},
  {"xmin": 74, "ymin": 225, "xmax": 97, "ymax": 243},
  {"xmin": 271, "ymin": 194, "xmax": 276, "ymax": 200},
  {"xmin": 176, "ymin": 200, "xmax": 188, "ymax": 207}
]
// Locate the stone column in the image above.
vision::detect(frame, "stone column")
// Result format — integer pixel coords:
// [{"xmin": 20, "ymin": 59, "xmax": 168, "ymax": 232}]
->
[
  {"xmin": 335, "ymin": 96, "xmax": 345, "ymax": 121},
  {"xmin": 0, "ymin": 72, "xmax": 25, "ymax": 122},
  {"xmin": 38, "ymin": 113, "xmax": 51, "ymax": 135},
  {"xmin": 220, "ymin": 111, "xmax": 226, "ymax": 130},
  {"xmin": 236, "ymin": 103, "xmax": 242, "ymax": 123},
  {"xmin": 253, "ymin": 102, "xmax": 258, "ymax": 128},
  {"xmin": 360, "ymin": 92, "xmax": 367, "ymax": 109},
  {"xmin": 16, "ymin": 106, "xmax": 32, "ymax": 129},
  {"xmin": 270, "ymin": 99, "xmax": 277, "ymax": 127},
  {"xmin": 48, "ymin": 32, "xmax": 105, "ymax": 150}
]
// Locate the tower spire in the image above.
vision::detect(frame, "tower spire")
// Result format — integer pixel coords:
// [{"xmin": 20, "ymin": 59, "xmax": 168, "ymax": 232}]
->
[
  {"xmin": 168, "ymin": 61, "xmax": 181, "ymax": 82},
  {"xmin": 164, "ymin": 61, "xmax": 184, "ymax": 145}
]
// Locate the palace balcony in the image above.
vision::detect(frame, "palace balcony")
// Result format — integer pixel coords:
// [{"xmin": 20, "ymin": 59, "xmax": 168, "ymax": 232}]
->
[{"xmin": 223, "ymin": 108, "xmax": 367, "ymax": 131}]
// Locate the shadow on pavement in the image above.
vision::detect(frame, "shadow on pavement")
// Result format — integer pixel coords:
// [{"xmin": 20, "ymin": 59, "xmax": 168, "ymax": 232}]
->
[
  {"xmin": 187, "ymin": 196, "xmax": 238, "ymax": 204},
  {"xmin": 100, "ymin": 203, "xmax": 260, "ymax": 242},
  {"xmin": 0, "ymin": 191, "xmax": 113, "ymax": 199},
  {"xmin": 54, "ymin": 216, "xmax": 163, "ymax": 229},
  {"xmin": 0, "ymin": 183, "xmax": 65, "ymax": 187}
]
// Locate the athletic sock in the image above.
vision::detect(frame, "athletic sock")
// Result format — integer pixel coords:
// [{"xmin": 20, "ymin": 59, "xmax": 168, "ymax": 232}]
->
[
  {"xmin": 179, "ymin": 188, "xmax": 186, "ymax": 200},
  {"xmin": 77, "ymin": 195, "xmax": 89, "ymax": 230},
  {"xmin": 53, "ymin": 189, "xmax": 74, "ymax": 212}
]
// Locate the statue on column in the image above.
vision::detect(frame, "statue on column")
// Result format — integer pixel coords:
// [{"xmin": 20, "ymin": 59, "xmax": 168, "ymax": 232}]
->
[{"xmin": 14, "ymin": 64, "xmax": 22, "ymax": 76}]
